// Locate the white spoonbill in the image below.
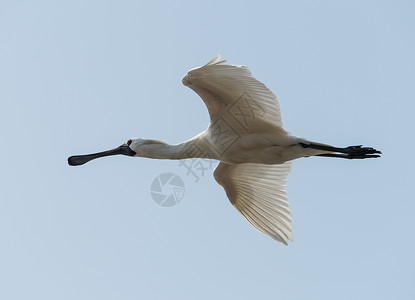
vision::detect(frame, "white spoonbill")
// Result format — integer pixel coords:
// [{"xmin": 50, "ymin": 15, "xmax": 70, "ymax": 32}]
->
[{"xmin": 68, "ymin": 55, "xmax": 381, "ymax": 244}]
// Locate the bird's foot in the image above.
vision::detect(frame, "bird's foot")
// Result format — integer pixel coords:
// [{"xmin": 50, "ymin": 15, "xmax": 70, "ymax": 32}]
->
[{"xmin": 345, "ymin": 145, "xmax": 381, "ymax": 159}]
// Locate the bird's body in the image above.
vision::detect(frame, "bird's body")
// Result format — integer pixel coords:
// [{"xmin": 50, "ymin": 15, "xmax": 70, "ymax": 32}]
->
[
  {"xmin": 68, "ymin": 56, "xmax": 381, "ymax": 244},
  {"xmin": 138, "ymin": 133, "xmax": 321, "ymax": 165}
]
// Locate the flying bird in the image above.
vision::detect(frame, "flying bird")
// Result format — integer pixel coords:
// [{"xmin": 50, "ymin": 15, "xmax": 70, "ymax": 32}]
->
[{"xmin": 68, "ymin": 56, "xmax": 381, "ymax": 244}]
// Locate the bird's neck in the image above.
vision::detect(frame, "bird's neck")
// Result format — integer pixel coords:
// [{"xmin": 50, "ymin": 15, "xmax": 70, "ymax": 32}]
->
[{"xmin": 139, "ymin": 141, "xmax": 195, "ymax": 160}]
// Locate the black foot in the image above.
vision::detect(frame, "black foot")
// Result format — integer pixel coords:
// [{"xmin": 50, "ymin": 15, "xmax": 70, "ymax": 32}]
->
[{"xmin": 344, "ymin": 145, "xmax": 382, "ymax": 158}]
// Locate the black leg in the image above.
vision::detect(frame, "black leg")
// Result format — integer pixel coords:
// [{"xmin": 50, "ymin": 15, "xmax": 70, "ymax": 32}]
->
[
  {"xmin": 300, "ymin": 143, "xmax": 381, "ymax": 159},
  {"xmin": 316, "ymin": 153, "xmax": 381, "ymax": 159}
]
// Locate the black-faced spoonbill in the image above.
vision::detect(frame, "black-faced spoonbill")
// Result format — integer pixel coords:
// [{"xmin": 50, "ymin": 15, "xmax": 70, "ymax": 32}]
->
[{"xmin": 68, "ymin": 56, "xmax": 381, "ymax": 244}]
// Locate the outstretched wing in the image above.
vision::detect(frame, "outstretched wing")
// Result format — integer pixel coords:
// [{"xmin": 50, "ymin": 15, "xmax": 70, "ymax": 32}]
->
[
  {"xmin": 183, "ymin": 55, "xmax": 284, "ymax": 132},
  {"xmin": 213, "ymin": 161, "xmax": 293, "ymax": 244}
]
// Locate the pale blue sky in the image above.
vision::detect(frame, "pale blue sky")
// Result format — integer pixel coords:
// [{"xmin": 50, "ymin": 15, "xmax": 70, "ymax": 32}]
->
[{"xmin": 1, "ymin": 1, "xmax": 414, "ymax": 299}]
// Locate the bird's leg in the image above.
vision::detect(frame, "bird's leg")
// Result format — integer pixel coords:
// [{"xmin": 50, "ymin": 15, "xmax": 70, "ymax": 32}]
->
[
  {"xmin": 299, "ymin": 143, "xmax": 381, "ymax": 159},
  {"xmin": 315, "ymin": 153, "xmax": 381, "ymax": 159}
]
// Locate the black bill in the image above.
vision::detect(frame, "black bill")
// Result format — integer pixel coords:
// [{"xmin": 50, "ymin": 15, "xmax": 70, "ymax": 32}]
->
[{"xmin": 68, "ymin": 144, "xmax": 136, "ymax": 166}]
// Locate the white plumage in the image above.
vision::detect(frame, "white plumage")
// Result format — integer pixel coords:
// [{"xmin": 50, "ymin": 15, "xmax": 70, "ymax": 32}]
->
[
  {"xmin": 214, "ymin": 162, "xmax": 293, "ymax": 244},
  {"xmin": 68, "ymin": 56, "xmax": 381, "ymax": 244}
]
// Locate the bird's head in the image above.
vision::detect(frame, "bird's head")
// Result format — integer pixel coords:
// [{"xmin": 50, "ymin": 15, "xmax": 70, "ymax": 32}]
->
[
  {"xmin": 67, "ymin": 138, "xmax": 168, "ymax": 166},
  {"xmin": 127, "ymin": 138, "xmax": 167, "ymax": 157}
]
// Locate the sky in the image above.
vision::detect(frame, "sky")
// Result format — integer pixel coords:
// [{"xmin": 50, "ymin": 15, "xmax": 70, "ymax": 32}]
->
[{"xmin": 1, "ymin": 1, "xmax": 414, "ymax": 299}]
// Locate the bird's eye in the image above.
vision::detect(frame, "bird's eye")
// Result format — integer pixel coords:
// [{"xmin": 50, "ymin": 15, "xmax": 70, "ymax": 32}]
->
[{"xmin": 127, "ymin": 139, "xmax": 132, "ymax": 145}]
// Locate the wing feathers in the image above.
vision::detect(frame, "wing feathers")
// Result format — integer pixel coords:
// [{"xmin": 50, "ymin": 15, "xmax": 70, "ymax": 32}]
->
[
  {"xmin": 188, "ymin": 57, "xmax": 293, "ymax": 244},
  {"xmin": 214, "ymin": 162, "xmax": 293, "ymax": 244},
  {"xmin": 185, "ymin": 56, "xmax": 284, "ymax": 129},
  {"xmin": 203, "ymin": 54, "xmax": 227, "ymax": 66}
]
